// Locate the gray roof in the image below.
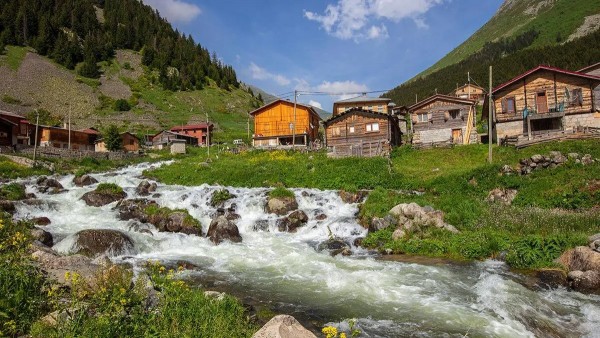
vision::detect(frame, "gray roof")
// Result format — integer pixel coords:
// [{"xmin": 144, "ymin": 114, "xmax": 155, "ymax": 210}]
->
[{"xmin": 334, "ymin": 95, "xmax": 391, "ymax": 104}]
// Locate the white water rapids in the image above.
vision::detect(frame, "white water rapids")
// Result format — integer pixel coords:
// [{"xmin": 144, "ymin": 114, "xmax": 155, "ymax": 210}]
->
[{"xmin": 12, "ymin": 162, "xmax": 600, "ymax": 337}]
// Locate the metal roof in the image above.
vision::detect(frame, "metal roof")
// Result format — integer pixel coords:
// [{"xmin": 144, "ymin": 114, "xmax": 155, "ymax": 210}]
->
[{"xmin": 493, "ymin": 65, "xmax": 600, "ymax": 94}]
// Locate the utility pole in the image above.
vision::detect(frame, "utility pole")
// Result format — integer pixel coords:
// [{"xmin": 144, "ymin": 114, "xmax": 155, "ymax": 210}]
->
[
  {"xmin": 247, "ymin": 117, "xmax": 250, "ymax": 143},
  {"xmin": 205, "ymin": 113, "xmax": 210, "ymax": 158},
  {"xmin": 68, "ymin": 105, "xmax": 71, "ymax": 150},
  {"xmin": 292, "ymin": 90, "xmax": 297, "ymax": 149},
  {"xmin": 488, "ymin": 66, "xmax": 493, "ymax": 164},
  {"xmin": 468, "ymin": 72, "xmax": 471, "ymax": 100},
  {"xmin": 33, "ymin": 110, "xmax": 39, "ymax": 164}
]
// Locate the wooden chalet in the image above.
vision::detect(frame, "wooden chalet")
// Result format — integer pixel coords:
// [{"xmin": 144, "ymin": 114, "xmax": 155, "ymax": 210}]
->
[
  {"xmin": 579, "ymin": 62, "xmax": 600, "ymax": 110},
  {"xmin": 324, "ymin": 108, "xmax": 400, "ymax": 157},
  {"xmin": 95, "ymin": 132, "xmax": 140, "ymax": 152},
  {"xmin": 453, "ymin": 83, "xmax": 485, "ymax": 103},
  {"xmin": 332, "ymin": 95, "xmax": 392, "ymax": 116},
  {"xmin": 250, "ymin": 99, "xmax": 321, "ymax": 148},
  {"xmin": 0, "ymin": 110, "xmax": 32, "ymax": 148},
  {"xmin": 152, "ymin": 130, "xmax": 198, "ymax": 149},
  {"xmin": 483, "ymin": 65, "xmax": 600, "ymax": 144},
  {"xmin": 408, "ymin": 94, "xmax": 477, "ymax": 147},
  {"xmin": 37, "ymin": 126, "xmax": 94, "ymax": 150},
  {"xmin": 170, "ymin": 123, "xmax": 214, "ymax": 146}
]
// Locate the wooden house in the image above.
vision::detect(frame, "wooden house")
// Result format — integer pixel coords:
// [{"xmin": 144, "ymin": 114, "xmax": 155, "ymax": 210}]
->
[
  {"xmin": 95, "ymin": 132, "xmax": 140, "ymax": 152},
  {"xmin": 170, "ymin": 123, "xmax": 214, "ymax": 146},
  {"xmin": 324, "ymin": 108, "xmax": 401, "ymax": 157},
  {"xmin": 484, "ymin": 65, "xmax": 600, "ymax": 143},
  {"xmin": 579, "ymin": 62, "xmax": 600, "ymax": 110},
  {"xmin": 332, "ymin": 95, "xmax": 392, "ymax": 116},
  {"xmin": 453, "ymin": 83, "xmax": 485, "ymax": 103},
  {"xmin": 152, "ymin": 130, "xmax": 198, "ymax": 150},
  {"xmin": 0, "ymin": 110, "xmax": 31, "ymax": 147},
  {"xmin": 250, "ymin": 99, "xmax": 321, "ymax": 148},
  {"xmin": 408, "ymin": 94, "xmax": 477, "ymax": 147},
  {"xmin": 37, "ymin": 126, "xmax": 94, "ymax": 150}
]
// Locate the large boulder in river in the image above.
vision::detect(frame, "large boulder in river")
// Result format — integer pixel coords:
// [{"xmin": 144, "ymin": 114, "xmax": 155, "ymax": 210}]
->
[
  {"xmin": 116, "ymin": 199, "xmax": 202, "ymax": 236},
  {"xmin": 36, "ymin": 176, "xmax": 65, "ymax": 194},
  {"xmin": 117, "ymin": 199, "xmax": 158, "ymax": 222},
  {"xmin": 73, "ymin": 174, "xmax": 98, "ymax": 187},
  {"xmin": 557, "ymin": 246, "xmax": 600, "ymax": 272},
  {"xmin": 339, "ymin": 190, "xmax": 368, "ymax": 204},
  {"xmin": 136, "ymin": 180, "xmax": 157, "ymax": 196},
  {"xmin": 277, "ymin": 210, "xmax": 308, "ymax": 232},
  {"xmin": 32, "ymin": 217, "xmax": 51, "ymax": 226},
  {"xmin": 81, "ymin": 183, "xmax": 127, "ymax": 207},
  {"xmin": 207, "ymin": 216, "xmax": 242, "ymax": 244},
  {"xmin": 317, "ymin": 238, "xmax": 352, "ymax": 256},
  {"xmin": 567, "ymin": 270, "xmax": 600, "ymax": 291},
  {"xmin": 253, "ymin": 314, "xmax": 316, "ymax": 338},
  {"xmin": 72, "ymin": 229, "xmax": 135, "ymax": 257},
  {"xmin": 266, "ymin": 196, "xmax": 298, "ymax": 216}
]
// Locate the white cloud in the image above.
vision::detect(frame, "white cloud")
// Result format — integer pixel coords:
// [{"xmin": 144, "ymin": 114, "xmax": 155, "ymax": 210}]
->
[
  {"xmin": 144, "ymin": 0, "xmax": 202, "ymax": 23},
  {"xmin": 304, "ymin": 0, "xmax": 444, "ymax": 41},
  {"xmin": 315, "ymin": 80, "xmax": 369, "ymax": 100},
  {"xmin": 249, "ymin": 63, "xmax": 291, "ymax": 86},
  {"xmin": 308, "ymin": 100, "xmax": 323, "ymax": 109}
]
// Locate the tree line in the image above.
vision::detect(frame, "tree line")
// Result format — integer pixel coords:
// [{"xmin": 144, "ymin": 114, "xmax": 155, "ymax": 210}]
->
[
  {"xmin": 384, "ymin": 28, "xmax": 600, "ymax": 106},
  {"xmin": 0, "ymin": 0, "xmax": 238, "ymax": 91}
]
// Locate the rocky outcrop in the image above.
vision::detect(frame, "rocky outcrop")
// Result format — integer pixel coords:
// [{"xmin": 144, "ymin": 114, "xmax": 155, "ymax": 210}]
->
[
  {"xmin": 72, "ymin": 229, "xmax": 135, "ymax": 258},
  {"xmin": 277, "ymin": 210, "xmax": 308, "ymax": 233},
  {"xmin": 339, "ymin": 190, "xmax": 368, "ymax": 204},
  {"xmin": 117, "ymin": 199, "xmax": 202, "ymax": 236},
  {"xmin": 32, "ymin": 250, "xmax": 101, "ymax": 285},
  {"xmin": 207, "ymin": 216, "xmax": 242, "ymax": 244},
  {"xmin": 81, "ymin": 185, "xmax": 127, "ymax": 207},
  {"xmin": 385, "ymin": 203, "xmax": 459, "ymax": 239},
  {"xmin": 136, "ymin": 180, "xmax": 157, "ymax": 196},
  {"xmin": 73, "ymin": 174, "xmax": 98, "ymax": 187},
  {"xmin": 266, "ymin": 196, "xmax": 298, "ymax": 216},
  {"xmin": 557, "ymin": 240, "xmax": 600, "ymax": 293},
  {"xmin": 502, "ymin": 151, "xmax": 597, "ymax": 176},
  {"xmin": 486, "ymin": 188, "xmax": 518, "ymax": 205},
  {"xmin": 253, "ymin": 315, "xmax": 317, "ymax": 338},
  {"xmin": 36, "ymin": 176, "xmax": 65, "ymax": 194}
]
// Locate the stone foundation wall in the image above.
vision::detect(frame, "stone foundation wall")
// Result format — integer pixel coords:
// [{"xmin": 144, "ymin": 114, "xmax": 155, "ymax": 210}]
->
[
  {"xmin": 414, "ymin": 127, "xmax": 477, "ymax": 146},
  {"xmin": 19, "ymin": 147, "xmax": 143, "ymax": 161},
  {"xmin": 564, "ymin": 112, "xmax": 600, "ymax": 129},
  {"xmin": 496, "ymin": 120, "xmax": 526, "ymax": 141}
]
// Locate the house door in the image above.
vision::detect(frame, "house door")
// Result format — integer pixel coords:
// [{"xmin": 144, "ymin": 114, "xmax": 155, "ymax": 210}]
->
[
  {"xmin": 452, "ymin": 129, "xmax": 462, "ymax": 143},
  {"xmin": 536, "ymin": 92, "xmax": 548, "ymax": 113}
]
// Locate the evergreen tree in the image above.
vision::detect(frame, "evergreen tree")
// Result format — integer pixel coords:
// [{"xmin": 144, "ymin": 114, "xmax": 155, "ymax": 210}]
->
[{"xmin": 104, "ymin": 125, "xmax": 122, "ymax": 151}]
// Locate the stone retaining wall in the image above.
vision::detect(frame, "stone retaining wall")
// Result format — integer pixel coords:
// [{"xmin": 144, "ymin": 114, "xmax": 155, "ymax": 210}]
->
[{"xmin": 19, "ymin": 147, "xmax": 143, "ymax": 161}]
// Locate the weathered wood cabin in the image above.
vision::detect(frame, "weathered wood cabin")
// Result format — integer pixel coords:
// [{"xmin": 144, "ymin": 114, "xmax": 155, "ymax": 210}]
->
[
  {"xmin": 250, "ymin": 99, "xmax": 321, "ymax": 148},
  {"xmin": 408, "ymin": 94, "xmax": 477, "ymax": 147},
  {"xmin": 324, "ymin": 108, "xmax": 401, "ymax": 157},
  {"xmin": 0, "ymin": 110, "xmax": 31, "ymax": 147},
  {"xmin": 453, "ymin": 83, "xmax": 485, "ymax": 103},
  {"xmin": 95, "ymin": 132, "xmax": 140, "ymax": 152},
  {"xmin": 152, "ymin": 130, "xmax": 198, "ymax": 149},
  {"xmin": 484, "ymin": 65, "xmax": 600, "ymax": 143},
  {"xmin": 170, "ymin": 123, "xmax": 213, "ymax": 146},
  {"xmin": 332, "ymin": 95, "xmax": 392, "ymax": 115},
  {"xmin": 37, "ymin": 126, "xmax": 95, "ymax": 150},
  {"xmin": 579, "ymin": 62, "xmax": 600, "ymax": 110}
]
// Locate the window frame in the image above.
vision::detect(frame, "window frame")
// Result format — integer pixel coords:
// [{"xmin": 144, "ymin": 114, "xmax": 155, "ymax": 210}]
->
[
  {"xmin": 417, "ymin": 113, "xmax": 429, "ymax": 123},
  {"xmin": 365, "ymin": 122, "xmax": 380, "ymax": 133}
]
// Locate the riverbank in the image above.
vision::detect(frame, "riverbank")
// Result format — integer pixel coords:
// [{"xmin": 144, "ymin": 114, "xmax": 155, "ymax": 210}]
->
[{"xmin": 145, "ymin": 141, "xmax": 600, "ymax": 270}]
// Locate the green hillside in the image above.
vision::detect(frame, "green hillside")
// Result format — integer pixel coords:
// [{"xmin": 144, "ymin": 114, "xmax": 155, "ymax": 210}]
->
[
  {"xmin": 420, "ymin": 0, "xmax": 600, "ymax": 78},
  {"xmin": 385, "ymin": 0, "xmax": 600, "ymax": 106}
]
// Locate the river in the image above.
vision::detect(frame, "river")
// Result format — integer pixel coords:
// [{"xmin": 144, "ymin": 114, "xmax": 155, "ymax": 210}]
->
[{"xmin": 13, "ymin": 162, "xmax": 600, "ymax": 337}]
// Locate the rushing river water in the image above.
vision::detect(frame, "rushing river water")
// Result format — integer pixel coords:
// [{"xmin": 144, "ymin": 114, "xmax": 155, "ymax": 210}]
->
[{"xmin": 13, "ymin": 162, "xmax": 600, "ymax": 337}]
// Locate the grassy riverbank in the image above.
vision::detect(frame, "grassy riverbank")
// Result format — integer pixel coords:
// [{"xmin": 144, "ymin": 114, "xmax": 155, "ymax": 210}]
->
[
  {"xmin": 0, "ymin": 214, "xmax": 258, "ymax": 337},
  {"xmin": 146, "ymin": 140, "xmax": 600, "ymax": 269}
]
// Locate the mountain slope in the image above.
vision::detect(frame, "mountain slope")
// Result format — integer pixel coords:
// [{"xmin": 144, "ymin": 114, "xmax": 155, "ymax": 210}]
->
[{"xmin": 419, "ymin": 0, "xmax": 600, "ymax": 79}]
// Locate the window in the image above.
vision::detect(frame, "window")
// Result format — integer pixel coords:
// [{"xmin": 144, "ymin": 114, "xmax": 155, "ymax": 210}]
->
[
  {"xmin": 349, "ymin": 126, "xmax": 355, "ymax": 133},
  {"xmin": 366, "ymin": 123, "xmax": 380, "ymax": 132},
  {"xmin": 418, "ymin": 113, "xmax": 429, "ymax": 123},
  {"xmin": 377, "ymin": 105, "xmax": 384, "ymax": 112},
  {"xmin": 368, "ymin": 106, "xmax": 373, "ymax": 111},
  {"xmin": 450, "ymin": 110, "xmax": 460, "ymax": 119},
  {"xmin": 503, "ymin": 97, "xmax": 516, "ymax": 114},
  {"xmin": 332, "ymin": 127, "xmax": 341, "ymax": 137},
  {"xmin": 569, "ymin": 88, "xmax": 583, "ymax": 106}
]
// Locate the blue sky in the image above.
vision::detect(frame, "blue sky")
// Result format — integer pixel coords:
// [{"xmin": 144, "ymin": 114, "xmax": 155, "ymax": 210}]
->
[{"xmin": 144, "ymin": 0, "xmax": 503, "ymax": 112}]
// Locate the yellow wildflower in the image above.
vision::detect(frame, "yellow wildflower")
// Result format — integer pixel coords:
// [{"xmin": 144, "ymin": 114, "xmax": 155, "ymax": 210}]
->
[
  {"xmin": 340, "ymin": 333, "xmax": 347, "ymax": 338},
  {"xmin": 322, "ymin": 326, "xmax": 338, "ymax": 338}
]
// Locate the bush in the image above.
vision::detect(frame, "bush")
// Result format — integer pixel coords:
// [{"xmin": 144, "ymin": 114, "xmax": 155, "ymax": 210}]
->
[
  {"xmin": 505, "ymin": 234, "xmax": 583, "ymax": 269},
  {"xmin": 0, "ymin": 183, "xmax": 26, "ymax": 200},
  {"xmin": 113, "ymin": 99, "xmax": 131, "ymax": 112},
  {"xmin": 210, "ymin": 189, "xmax": 235, "ymax": 207},
  {"xmin": 95, "ymin": 183, "xmax": 123, "ymax": 195}
]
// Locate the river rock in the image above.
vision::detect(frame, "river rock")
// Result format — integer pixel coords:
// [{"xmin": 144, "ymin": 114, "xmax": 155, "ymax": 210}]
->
[
  {"xmin": 534, "ymin": 269, "xmax": 567, "ymax": 288},
  {"xmin": 136, "ymin": 180, "xmax": 157, "ymax": 196},
  {"xmin": 117, "ymin": 199, "xmax": 157, "ymax": 222},
  {"xmin": 486, "ymin": 188, "xmax": 518, "ymax": 205},
  {"xmin": 266, "ymin": 196, "xmax": 298, "ymax": 216},
  {"xmin": 339, "ymin": 190, "xmax": 368, "ymax": 204},
  {"xmin": 277, "ymin": 210, "xmax": 308, "ymax": 233},
  {"xmin": 392, "ymin": 228, "xmax": 406, "ymax": 240},
  {"xmin": 72, "ymin": 229, "xmax": 135, "ymax": 258},
  {"xmin": 0, "ymin": 200, "xmax": 15, "ymax": 214},
  {"xmin": 567, "ymin": 270, "xmax": 600, "ymax": 291},
  {"xmin": 32, "ymin": 250, "xmax": 101, "ymax": 285},
  {"xmin": 370, "ymin": 216, "xmax": 393, "ymax": 233},
  {"xmin": 315, "ymin": 213, "xmax": 327, "ymax": 221},
  {"xmin": 317, "ymin": 238, "xmax": 352, "ymax": 256},
  {"xmin": 82, "ymin": 189, "xmax": 127, "ymax": 207},
  {"xmin": 73, "ymin": 174, "xmax": 98, "ymax": 187},
  {"xmin": 207, "ymin": 216, "xmax": 242, "ymax": 244},
  {"xmin": 31, "ymin": 228, "xmax": 53, "ymax": 247},
  {"xmin": 557, "ymin": 246, "xmax": 600, "ymax": 272},
  {"xmin": 252, "ymin": 220, "xmax": 270, "ymax": 232},
  {"xmin": 253, "ymin": 314, "xmax": 316, "ymax": 338},
  {"xmin": 32, "ymin": 216, "xmax": 51, "ymax": 226},
  {"xmin": 36, "ymin": 177, "xmax": 65, "ymax": 194}
]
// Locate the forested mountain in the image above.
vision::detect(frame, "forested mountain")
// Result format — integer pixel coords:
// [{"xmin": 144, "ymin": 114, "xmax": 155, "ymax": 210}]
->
[
  {"xmin": 384, "ymin": 0, "xmax": 600, "ymax": 106},
  {"xmin": 0, "ymin": 0, "xmax": 238, "ymax": 91}
]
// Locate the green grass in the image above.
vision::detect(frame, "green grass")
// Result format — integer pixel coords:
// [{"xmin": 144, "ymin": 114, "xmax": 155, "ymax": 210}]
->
[
  {"xmin": 95, "ymin": 183, "xmax": 124, "ymax": 195},
  {"xmin": 0, "ymin": 46, "xmax": 28, "ymax": 71},
  {"xmin": 1, "ymin": 95, "xmax": 22, "ymax": 105},
  {"xmin": 0, "ymin": 156, "xmax": 50, "ymax": 179},
  {"xmin": 269, "ymin": 187, "xmax": 295, "ymax": 199},
  {"xmin": 76, "ymin": 77, "xmax": 101, "ymax": 89},
  {"xmin": 0, "ymin": 183, "xmax": 26, "ymax": 201}
]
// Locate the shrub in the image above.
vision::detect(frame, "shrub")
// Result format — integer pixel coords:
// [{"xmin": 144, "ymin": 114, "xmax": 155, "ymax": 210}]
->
[
  {"xmin": 113, "ymin": 99, "xmax": 131, "ymax": 112},
  {"xmin": 0, "ymin": 183, "xmax": 26, "ymax": 200},
  {"xmin": 269, "ymin": 187, "xmax": 294, "ymax": 199},
  {"xmin": 505, "ymin": 234, "xmax": 583, "ymax": 269},
  {"xmin": 210, "ymin": 189, "xmax": 235, "ymax": 207},
  {"xmin": 104, "ymin": 125, "xmax": 122, "ymax": 151},
  {"xmin": 95, "ymin": 183, "xmax": 124, "ymax": 195},
  {"xmin": 1, "ymin": 95, "xmax": 21, "ymax": 105}
]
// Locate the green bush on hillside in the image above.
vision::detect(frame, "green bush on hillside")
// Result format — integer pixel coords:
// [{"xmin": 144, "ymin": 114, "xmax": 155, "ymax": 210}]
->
[{"xmin": 113, "ymin": 99, "xmax": 131, "ymax": 112}]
